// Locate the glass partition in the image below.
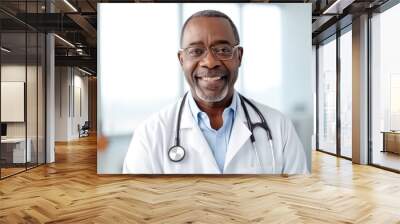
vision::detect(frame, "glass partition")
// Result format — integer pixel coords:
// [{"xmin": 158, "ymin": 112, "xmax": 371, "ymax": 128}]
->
[
  {"xmin": 1, "ymin": 31, "xmax": 28, "ymax": 178},
  {"xmin": 26, "ymin": 0, "xmax": 43, "ymax": 170},
  {"xmin": 0, "ymin": 1, "xmax": 46, "ymax": 179},
  {"xmin": 27, "ymin": 31, "xmax": 38, "ymax": 169},
  {"xmin": 38, "ymin": 32, "xmax": 45, "ymax": 165}
]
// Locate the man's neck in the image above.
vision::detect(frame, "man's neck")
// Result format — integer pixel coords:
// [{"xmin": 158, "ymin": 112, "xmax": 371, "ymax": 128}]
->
[{"xmin": 193, "ymin": 92, "xmax": 234, "ymax": 130}]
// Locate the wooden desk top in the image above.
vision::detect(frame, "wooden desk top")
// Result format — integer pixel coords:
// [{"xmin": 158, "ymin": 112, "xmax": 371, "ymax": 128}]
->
[{"xmin": 381, "ymin": 131, "xmax": 400, "ymax": 134}]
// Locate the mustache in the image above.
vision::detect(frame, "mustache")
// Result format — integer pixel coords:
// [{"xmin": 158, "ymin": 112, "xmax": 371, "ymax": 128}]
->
[{"xmin": 193, "ymin": 69, "xmax": 229, "ymax": 78}]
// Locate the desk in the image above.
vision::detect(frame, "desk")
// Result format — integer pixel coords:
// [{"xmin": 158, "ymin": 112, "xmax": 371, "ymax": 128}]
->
[
  {"xmin": 1, "ymin": 138, "xmax": 31, "ymax": 163},
  {"xmin": 381, "ymin": 131, "xmax": 400, "ymax": 154}
]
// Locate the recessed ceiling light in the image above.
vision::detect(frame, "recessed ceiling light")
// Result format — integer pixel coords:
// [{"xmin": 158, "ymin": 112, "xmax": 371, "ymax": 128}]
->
[
  {"xmin": 63, "ymin": 0, "xmax": 78, "ymax": 12},
  {"xmin": 77, "ymin": 67, "xmax": 93, "ymax": 76},
  {"xmin": 54, "ymin": 34, "xmax": 75, "ymax": 48},
  {"xmin": 1, "ymin": 47, "xmax": 11, "ymax": 53},
  {"xmin": 322, "ymin": 0, "xmax": 354, "ymax": 15}
]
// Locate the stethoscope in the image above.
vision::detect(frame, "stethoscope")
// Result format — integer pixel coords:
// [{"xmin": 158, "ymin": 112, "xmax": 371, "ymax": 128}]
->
[{"xmin": 168, "ymin": 92, "xmax": 276, "ymax": 173}]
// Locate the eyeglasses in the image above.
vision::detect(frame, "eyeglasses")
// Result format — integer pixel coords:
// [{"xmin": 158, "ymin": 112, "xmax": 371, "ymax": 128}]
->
[{"xmin": 181, "ymin": 43, "xmax": 240, "ymax": 61}]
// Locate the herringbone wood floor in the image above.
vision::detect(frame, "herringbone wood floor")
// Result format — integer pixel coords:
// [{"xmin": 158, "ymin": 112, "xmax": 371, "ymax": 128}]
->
[{"xmin": 1, "ymin": 135, "xmax": 400, "ymax": 223}]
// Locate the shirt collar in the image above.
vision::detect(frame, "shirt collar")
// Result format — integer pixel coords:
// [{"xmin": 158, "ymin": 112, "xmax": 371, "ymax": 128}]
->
[{"xmin": 187, "ymin": 90, "xmax": 238, "ymax": 124}]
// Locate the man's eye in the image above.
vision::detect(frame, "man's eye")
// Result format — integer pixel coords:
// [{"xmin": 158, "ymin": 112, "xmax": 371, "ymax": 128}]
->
[
  {"xmin": 214, "ymin": 46, "xmax": 232, "ymax": 54},
  {"xmin": 188, "ymin": 48, "xmax": 204, "ymax": 57}
]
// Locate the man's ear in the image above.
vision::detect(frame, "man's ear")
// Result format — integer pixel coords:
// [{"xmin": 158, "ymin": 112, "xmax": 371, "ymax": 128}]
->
[
  {"xmin": 177, "ymin": 51, "xmax": 184, "ymax": 66},
  {"xmin": 237, "ymin": 47, "xmax": 243, "ymax": 67}
]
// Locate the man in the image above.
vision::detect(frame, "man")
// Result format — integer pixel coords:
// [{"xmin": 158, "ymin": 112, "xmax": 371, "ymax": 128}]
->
[{"xmin": 123, "ymin": 10, "xmax": 308, "ymax": 174}]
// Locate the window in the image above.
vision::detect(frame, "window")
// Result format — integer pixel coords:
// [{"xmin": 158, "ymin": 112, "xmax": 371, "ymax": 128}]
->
[
  {"xmin": 371, "ymin": 3, "xmax": 400, "ymax": 171},
  {"xmin": 317, "ymin": 37, "xmax": 337, "ymax": 155},
  {"xmin": 340, "ymin": 29, "xmax": 352, "ymax": 158}
]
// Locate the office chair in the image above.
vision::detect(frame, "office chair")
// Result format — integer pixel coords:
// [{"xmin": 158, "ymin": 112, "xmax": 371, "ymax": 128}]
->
[{"xmin": 79, "ymin": 121, "xmax": 90, "ymax": 138}]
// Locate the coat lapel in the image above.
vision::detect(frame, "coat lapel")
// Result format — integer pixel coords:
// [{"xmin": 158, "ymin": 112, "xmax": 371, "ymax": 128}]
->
[
  {"xmin": 224, "ymin": 102, "xmax": 252, "ymax": 171},
  {"xmin": 179, "ymin": 97, "xmax": 220, "ymax": 173}
]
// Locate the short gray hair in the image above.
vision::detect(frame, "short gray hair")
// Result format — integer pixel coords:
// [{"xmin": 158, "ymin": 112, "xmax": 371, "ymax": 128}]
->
[{"xmin": 180, "ymin": 10, "xmax": 240, "ymax": 47}]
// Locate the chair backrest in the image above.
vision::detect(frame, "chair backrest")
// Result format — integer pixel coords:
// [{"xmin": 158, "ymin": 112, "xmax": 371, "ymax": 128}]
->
[{"xmin": 82, "ymin": 121, "xmax": 90, "ymax": 129}]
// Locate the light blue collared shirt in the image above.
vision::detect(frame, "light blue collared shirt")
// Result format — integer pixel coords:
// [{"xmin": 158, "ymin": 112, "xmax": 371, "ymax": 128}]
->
[{"xmin": 187, "ymin": 91, "xmax": 238, "ymax": 172}]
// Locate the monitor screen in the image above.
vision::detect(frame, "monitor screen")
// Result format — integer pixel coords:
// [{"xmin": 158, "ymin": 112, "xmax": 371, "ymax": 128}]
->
[{"xmin": 1, "ymin": 123, "xmax": 7, "ymax": 137}]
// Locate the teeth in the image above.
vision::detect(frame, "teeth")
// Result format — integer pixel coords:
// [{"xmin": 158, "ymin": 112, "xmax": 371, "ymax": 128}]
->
[{"xmin": 201, "ymin": 76, "xmax": 221, "ymax": 81}]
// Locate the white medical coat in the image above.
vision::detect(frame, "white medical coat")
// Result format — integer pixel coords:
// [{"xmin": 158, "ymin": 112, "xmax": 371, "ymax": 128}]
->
[{"xmin": 123, "ymin": 96, "xmax": 309, "ymax": 174}]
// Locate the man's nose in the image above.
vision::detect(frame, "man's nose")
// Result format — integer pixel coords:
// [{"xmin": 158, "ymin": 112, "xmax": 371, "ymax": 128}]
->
[{"xmin": 198, "ymin": 50, "xmax": 221, "ymax": 69}]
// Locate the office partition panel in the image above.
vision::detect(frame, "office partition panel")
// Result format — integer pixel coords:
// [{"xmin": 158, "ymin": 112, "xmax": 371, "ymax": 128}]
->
[
  {"xmin": 27, "ymin": 31, "xmax": 38, "ymax": 169},
  {"xmin": 38, "ymin": 32, "xmax": 45, "ymax": 165},
  {"xmin": 0, "ymin": 1, "xmax": 47, "ymax": 179},
  {"xmin": 0, "ymin": 31, "xmax": 28, "ymax": 178}
]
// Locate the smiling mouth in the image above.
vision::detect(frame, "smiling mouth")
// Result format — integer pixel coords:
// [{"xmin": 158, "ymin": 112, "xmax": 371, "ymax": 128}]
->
[
  {"xmin": 196, "ymin": 75, "xmax": 227, "ymax": 81},
  {"xmin": 199, "ymin": 76, "xmax": 222, "ymax": 81},
  {"xmin": 195, "ymin": 75, "xmax": 227, "ymax": 92}
]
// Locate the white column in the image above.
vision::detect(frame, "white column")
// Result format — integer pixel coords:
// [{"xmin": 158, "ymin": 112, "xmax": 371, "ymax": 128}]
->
[
  {"xmin": 45, "ymin": 0, "xmax": 55, "ymax": 163},
  {"xmin": 352, "ymin": 14, "xmax": 369, "ymax": 164},
  {"xmin": 46, "ymin": 32, "xmax": 55, "ymax": 163}
]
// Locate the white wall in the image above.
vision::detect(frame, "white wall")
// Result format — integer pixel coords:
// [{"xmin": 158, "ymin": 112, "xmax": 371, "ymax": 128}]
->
[
  {"xmin": 73, "ymin": 73, "xmax": 89, "ymax": 137},
  {"xmin": 55, "ymin": 67, "xmax": 89, "ymax": 141},
  {"xmin": 55, "ymin": 67, "xmax": 69, "ymax": 141},
  {"xmin": 1, "ymin": 65, "xmax": 40, "ymax": 138}
]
